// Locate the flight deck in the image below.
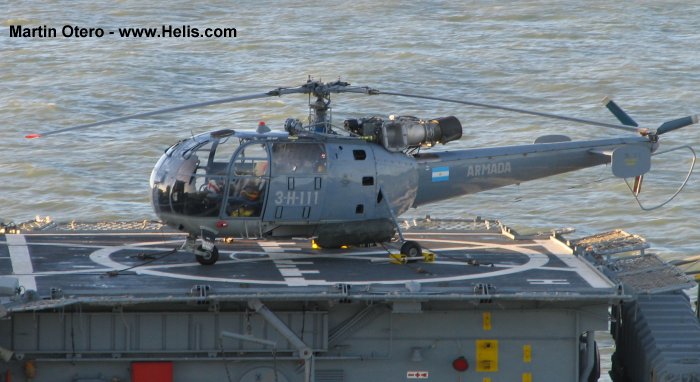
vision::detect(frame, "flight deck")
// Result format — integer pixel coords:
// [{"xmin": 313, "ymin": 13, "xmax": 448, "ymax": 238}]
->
[
  {"xmin": 0, "ymin": 218, "xmax": 621, "ymax": 310},
  {"xmin": 0, "ymin": 218, "xmax": 696, "ymax": 382}
]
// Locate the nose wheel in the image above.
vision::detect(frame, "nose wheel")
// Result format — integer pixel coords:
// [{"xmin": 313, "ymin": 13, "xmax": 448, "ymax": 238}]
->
[
  {"xmin": 181, "ymin": 229, "xmax": 221, "ymax": 266},
  {"xmin": 195, "ymin": 245, "xmax": 219, "ymax": 266}
]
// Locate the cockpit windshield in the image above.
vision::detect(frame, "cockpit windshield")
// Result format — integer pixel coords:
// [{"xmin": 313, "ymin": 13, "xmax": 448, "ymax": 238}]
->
[{"xmin": 149, "ymin": 133, "xmax": 243, "ymax": 217}]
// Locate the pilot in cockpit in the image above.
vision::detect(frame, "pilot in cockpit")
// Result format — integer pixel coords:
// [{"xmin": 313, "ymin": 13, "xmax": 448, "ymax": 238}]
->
[{"xmin": 228, "ymin": 160, "xmax": 268, "ymax": 217}]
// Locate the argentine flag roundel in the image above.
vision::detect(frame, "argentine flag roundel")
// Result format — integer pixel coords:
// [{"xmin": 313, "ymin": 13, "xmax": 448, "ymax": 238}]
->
[{"xmin": 432, "ymin": 166, "xmax": 449, "ymax": 182}]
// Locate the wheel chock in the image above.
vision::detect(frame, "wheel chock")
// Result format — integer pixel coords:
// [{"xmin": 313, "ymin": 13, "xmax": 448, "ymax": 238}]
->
[{"xmin": 389, "ymin": 251, "xmax": 435, "ymax": 264}]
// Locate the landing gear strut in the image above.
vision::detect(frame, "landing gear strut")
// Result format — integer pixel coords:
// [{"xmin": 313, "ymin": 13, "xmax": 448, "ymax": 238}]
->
[
  {"xmin": 182, "ymin": 228, "xmax": 220, "ymax": 266},
  {"xmin": 378, "ymin": 188, "xmax": 423, "ymax": 257}
]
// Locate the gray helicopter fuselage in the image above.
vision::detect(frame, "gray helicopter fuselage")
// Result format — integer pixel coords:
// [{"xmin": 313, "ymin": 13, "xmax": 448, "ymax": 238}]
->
[
  {"xmin": 149, "ymin": 130, "xmax": 419, "ymax": 246},
  {"xmin": 149, "ymin": 128, "xmax": 654, "ymax": 247}
]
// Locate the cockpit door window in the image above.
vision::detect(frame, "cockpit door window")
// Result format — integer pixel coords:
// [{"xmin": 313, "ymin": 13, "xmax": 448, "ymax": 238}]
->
[{"xmin": 225, "ymin": 142, "xmax": 270, "ymax": 218}]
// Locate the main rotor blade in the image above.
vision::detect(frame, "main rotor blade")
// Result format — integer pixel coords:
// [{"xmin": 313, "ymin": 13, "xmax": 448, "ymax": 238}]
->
[
  {"xmin": 26, "ymin": 91, "xmax": 276, "ymax": 139},
  {"xmin": 656, "ymin": 115, "xmax": 699, "ymax": 135},
  {"xmin": 602, "ymin": 97, "xmax": 638, "ymax": 127},
  {"xmin": 376, "ymin": 91, "xmax": 641, "ymax": 133}
]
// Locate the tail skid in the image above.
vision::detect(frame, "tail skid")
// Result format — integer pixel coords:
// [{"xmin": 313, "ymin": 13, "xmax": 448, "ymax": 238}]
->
[{"xmin": 624, "ymin": 145, "xmax": 696, "ymax": 211}]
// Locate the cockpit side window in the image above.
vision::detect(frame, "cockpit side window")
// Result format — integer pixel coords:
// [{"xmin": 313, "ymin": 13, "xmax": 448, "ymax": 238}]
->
[
  {"xmin": 210, "ymin": 137, "xmax": 239, "ymax": 168},
  {"xmin": 271, "ymin": 143, "xmax": 327, "ymax": 175},
  {"xmin": 232, "ymin": 143, "xmax": 269, "ymax": 176},
  {"xmin": 227, "ymin": 142, "xmax": 270, "ymax": 218}
]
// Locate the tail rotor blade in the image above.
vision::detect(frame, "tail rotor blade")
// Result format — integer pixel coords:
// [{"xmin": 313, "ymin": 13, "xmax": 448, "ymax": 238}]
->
[
  {"xmin": 656, "ymin": 115, "xmax": 699, "ymax": 135},
  {"xmin": 602, "ymin": 97, "xmax": 638, "ymax": 127}
]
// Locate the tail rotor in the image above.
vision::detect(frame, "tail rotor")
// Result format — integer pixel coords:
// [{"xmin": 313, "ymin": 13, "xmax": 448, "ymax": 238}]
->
[{"xmin": 602, "ymin": 97, "xmax": 697, "ymax": 209}]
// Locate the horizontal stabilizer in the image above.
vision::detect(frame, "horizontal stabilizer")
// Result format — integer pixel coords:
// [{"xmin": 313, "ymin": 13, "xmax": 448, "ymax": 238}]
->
[{"xmin": 611, "ymin": 145, "xmax": 651, "ymax": 178}]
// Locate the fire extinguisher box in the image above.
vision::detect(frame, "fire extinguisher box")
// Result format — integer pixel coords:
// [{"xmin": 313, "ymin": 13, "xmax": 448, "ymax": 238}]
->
[{"xmin": 131, "ymin": 362, "xmax": 173, "ymax": 382}]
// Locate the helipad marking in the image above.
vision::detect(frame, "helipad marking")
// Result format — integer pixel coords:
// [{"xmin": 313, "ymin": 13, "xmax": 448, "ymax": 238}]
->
[
  {"xmin": 29, "ymin": 268, "xmax": 115, "ymax": 276},
  {"xmin": 86, "ymin": 237, "xmax": 552, "ymax": 286},
  {"xmin": 527, "ymin": 279, "xmax": 569, "ymax": 285},
  {"xmin": 89, "ymin": 246, "xmax": 287, "ymax": 284},
  {"xmin": 19, "ymin": 232, "xmax": 186, "ymax": 237},
  {"xmin": 130, "ymin": 239, "xmax": 184, "ymax": 247},
  {"xmin": 263, "ymin": 242, "xmax": 323, "ymax": 286},
  {"xmin": 0, "ymin": 241, "xmax": 107, "ymax": 250},
  {"xmin": 6, "ymin": 234, "xmax": 37, "ymax": 291},
  {"xmin": 536, "ymin": 239, "xmax": 614, "ymax": 288}
]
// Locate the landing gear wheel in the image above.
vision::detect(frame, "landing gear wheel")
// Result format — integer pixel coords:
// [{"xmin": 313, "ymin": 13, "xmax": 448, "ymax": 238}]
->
[
  {"xmin": 400, "ymin": 241, "xmax": 422, "ymax": 257},
  {"xmin": 195, "ymin": 245, "xmax": 219, "ymax": 266}
]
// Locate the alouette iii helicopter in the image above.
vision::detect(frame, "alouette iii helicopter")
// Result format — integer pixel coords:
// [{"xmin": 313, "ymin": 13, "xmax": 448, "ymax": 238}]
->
[{"xmin": 27, "ymin": 79, "xmax": 697, "ymax": 265}]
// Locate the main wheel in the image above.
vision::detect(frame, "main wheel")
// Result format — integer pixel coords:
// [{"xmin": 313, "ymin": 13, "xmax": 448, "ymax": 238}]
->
[
  {"xmin": 400, "ymin": 241, "xmax": 421, "ymax": 257},
  {"xmin": 195, "ymin": 245, "xmax": 219, "ymax": 265}
]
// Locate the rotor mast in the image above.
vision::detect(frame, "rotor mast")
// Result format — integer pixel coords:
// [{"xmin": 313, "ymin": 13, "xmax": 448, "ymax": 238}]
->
[
  {"xmin": 268, "ymin": 79, "xmax": 375, "ymax": 133},
  {"xmin": 308, "ymin": 83, "xmax": 333, "ymax": 132}
]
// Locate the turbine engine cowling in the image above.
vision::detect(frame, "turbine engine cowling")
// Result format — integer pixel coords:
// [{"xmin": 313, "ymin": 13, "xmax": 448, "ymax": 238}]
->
[{"xmin": 345, "ymin": 115, "xmax": 463, "ymax": 152}]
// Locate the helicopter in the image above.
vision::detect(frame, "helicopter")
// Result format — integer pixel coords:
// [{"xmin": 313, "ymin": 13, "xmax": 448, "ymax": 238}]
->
[{"xmin": 27, "ymin": 79, "xmax": 697, "ymax": 265}]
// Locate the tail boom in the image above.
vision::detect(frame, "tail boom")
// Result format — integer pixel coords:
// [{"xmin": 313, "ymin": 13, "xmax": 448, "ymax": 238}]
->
[{"xmin": 413, "ymin": 136, "xmax": 653, "ymax": 206}]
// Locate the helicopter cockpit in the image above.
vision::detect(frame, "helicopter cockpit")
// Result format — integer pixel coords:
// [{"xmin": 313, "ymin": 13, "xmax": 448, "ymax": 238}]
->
[{"xmin": 149, "ymin": 129, "xmax": 287, "ymax": 221}]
